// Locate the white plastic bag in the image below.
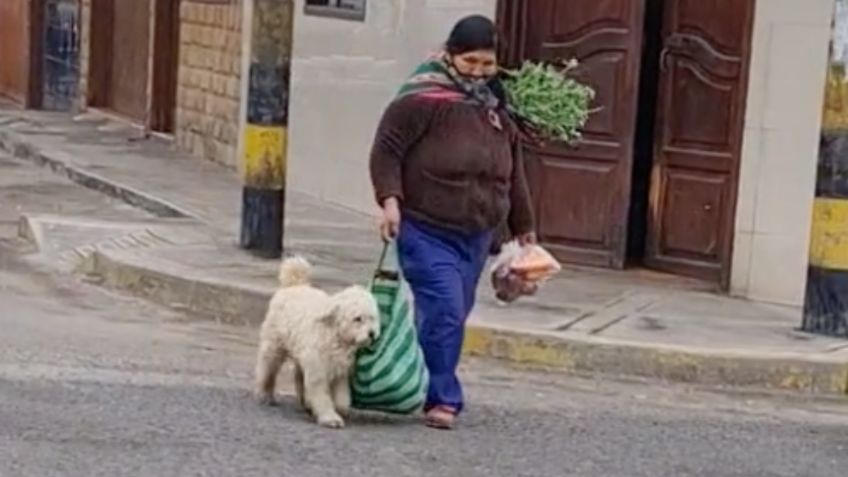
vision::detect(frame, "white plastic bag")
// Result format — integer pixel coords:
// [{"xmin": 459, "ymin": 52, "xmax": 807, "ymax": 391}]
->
[{"xmin": 490, "ymin": 241, "xmax": 561, "ymax": 303}]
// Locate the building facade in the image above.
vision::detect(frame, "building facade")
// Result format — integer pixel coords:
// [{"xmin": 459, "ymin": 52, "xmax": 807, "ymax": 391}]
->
[
  {"xmin": 286, "ymin": 0, "xmax": 836, "ymax": 309},
  {"xmin": 0, "ymin": 0, "xmax": 241, "ymax": 166},
  {"xmin": 0, "ymin": 0, "xmax": 840, "ymax": 312},
  {"xmin": 173, "ymin": 0, "xmax": 244, "ymax": 168},
  {"xmin": 77, "ymin": 0, "xmax": 243, "ymax": 167}
]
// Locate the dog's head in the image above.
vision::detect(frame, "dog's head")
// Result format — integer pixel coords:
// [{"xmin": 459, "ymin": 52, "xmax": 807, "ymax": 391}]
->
[{"xmin": 327, "ymin": 285, "xmax": 380, "ymax": 348}]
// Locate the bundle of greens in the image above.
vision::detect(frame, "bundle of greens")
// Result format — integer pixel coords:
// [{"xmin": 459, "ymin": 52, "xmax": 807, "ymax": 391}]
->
[{"xmin": 502, "ymin": 60, "xmax": 595, "ymax": 143}]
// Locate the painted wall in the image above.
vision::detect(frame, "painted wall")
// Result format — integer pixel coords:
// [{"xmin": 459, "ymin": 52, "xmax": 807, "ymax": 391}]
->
[
  {"xmin": 802, "ymin": 0, "xmax": 848, "ymax": 335},
  {"xmin": 823, "ymin": 0, "xmax": 848, "ymax": 132},
  {"xmin": 731, "ymin": 0, "xmax": 835, "ymax": 306},
  {"xmin": 286, "ymin": 0, "xmax": 498, "ymax": 215}
]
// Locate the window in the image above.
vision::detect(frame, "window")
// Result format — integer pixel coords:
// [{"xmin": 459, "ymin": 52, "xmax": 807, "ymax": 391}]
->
[{"xmin": 304, "ymin": 0, "xmax": 366, "ymax": 21}]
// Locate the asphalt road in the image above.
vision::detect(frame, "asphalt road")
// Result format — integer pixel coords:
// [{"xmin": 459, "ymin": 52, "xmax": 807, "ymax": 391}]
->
[{"xmin": 1, "ymin": 152, "xmax": 848, "ymax": 477}]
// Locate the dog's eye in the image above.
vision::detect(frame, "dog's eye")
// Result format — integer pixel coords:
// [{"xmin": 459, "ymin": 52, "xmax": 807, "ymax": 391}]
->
[{"xmin": 353, "ymin": 316, "xmax": 363, "ymax": 323}]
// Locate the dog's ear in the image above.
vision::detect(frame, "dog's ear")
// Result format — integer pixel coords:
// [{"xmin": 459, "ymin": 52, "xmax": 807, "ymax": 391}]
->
[{"xmin": 320, "ymin": 303, "xmax": 339, "ymax": 326}]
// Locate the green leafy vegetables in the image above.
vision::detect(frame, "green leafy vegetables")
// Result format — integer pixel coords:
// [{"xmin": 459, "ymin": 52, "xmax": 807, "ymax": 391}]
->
[{"xmin": 502, "ymin": 60, "xmax": 596, "ymax": 143}]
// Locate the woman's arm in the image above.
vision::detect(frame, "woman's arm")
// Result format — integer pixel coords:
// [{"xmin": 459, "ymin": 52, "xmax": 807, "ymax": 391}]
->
[
  {"xmin": 508, "ymin": 139, "xmax": 536, "ymax": 240},
  {"xmin": 369, "ymin": 96, "xmax": 435, "ymax": 205}
]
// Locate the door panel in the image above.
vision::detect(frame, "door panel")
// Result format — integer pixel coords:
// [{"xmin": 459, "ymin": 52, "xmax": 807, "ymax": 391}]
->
[
  {"xmin": 108, "ymin": 0, "xmax": 151, "ymax": 121},
  {"xmin": 534, "ymin": 154, "xmax": 614, "ymax": 244},
  {"xmin": 505, "ymin": 0, "xmax": 646, "ymax": 268},
  {"xmin": 658, "ymin": 169, "xmax": 726, "ymax": 257},
  {"xmin": 646, "ymin": 0, "xmax": 755, "ymax": 285},
  {"xmin": 150, "ymin": 0, "xmax": 180, "ymax": 132},
  {"xmin": 0, "ymin": 0, "xmax": 30, "ymax": 103}
]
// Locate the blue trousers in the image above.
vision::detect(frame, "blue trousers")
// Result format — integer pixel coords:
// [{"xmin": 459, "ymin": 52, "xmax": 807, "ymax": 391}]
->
[{"xmin": 397, "ymin": 218, "xmax": 492, "ymax": 413}]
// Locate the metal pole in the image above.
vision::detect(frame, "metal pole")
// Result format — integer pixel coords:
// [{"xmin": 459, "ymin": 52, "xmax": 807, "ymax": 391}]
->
[{"xmin": 239, "ymin": 0, "xmax": 293, "ymax": 259}]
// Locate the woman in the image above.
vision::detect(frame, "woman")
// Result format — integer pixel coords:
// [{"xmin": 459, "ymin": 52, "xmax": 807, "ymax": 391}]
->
[{"xmin": 369, "ymin": 15, "xmax": 535, "ymax": 429}]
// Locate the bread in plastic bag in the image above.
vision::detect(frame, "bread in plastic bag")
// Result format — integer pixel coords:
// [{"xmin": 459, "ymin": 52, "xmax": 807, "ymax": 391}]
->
[{"xmin": 490, "ymin": 241, "xmax": 561, "ymax": 303}]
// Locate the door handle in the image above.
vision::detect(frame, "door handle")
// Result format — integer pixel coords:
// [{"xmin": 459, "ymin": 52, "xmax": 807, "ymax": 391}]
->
[
  {"xmin": 665, "ymin": 34, "xmax": 687, "ymax": 49},
  {"xmin": 660, "ymin": 33, "xmax": 688, "ymax": 72},
  {"xmin": 660, "ymin": 47, "xmax": 672, "ymax": 72}
]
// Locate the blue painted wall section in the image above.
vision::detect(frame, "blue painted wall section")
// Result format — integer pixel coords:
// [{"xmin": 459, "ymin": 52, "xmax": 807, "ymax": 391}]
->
[{"xmin": 43, "ymin": 0, "xmax": 80, "ymax": 111}]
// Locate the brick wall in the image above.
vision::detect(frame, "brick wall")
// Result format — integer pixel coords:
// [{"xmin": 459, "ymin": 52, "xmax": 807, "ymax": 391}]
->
[{"xmin": 176, "ymin": 0, "xmax": 243, "ymax": 168}]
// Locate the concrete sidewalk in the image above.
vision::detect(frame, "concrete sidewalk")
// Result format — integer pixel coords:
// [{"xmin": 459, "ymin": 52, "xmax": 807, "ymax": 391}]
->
[{"xmin": 2, "ymin": 104, "xmax": 847, "ymax": 396}]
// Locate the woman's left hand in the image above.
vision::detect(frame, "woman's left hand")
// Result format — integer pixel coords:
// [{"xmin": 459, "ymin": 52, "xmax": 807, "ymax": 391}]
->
[{"xmin": 517, "ymin": 232, "xmax": 537, "ymax": 246}]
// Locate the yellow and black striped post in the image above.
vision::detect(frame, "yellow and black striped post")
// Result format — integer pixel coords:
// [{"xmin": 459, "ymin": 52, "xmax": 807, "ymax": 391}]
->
[
  {"xmin": 239, "ymin": 0, "xmax": 294, "ymax": 259},
  {"xmin": 803, "ymin": 17, "xmax": 848, "ymax": 337}
]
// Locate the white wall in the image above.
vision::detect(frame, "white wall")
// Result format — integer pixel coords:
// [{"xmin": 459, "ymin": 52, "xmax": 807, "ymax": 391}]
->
[
  {"xmin": 731, "ymin": 0, "xmax": 834, "ymax": 306},
  {"xmin": 287, "ymin": 0, "xmax": 497, "ymax": 215}
]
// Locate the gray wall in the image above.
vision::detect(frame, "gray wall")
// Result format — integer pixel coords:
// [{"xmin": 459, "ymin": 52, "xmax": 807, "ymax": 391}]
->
[{"xmin": 287, "ymin": 0, "xmax": 497, "ymax": 215}]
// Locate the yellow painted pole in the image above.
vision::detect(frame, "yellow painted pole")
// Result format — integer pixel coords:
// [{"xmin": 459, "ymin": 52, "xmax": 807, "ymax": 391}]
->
[
  {"xmin": 803, "ymin": 2, "xmax": 848, "ymax": 337},
  {"xmin": 239, "ymin": 0, "xmax": 293, "ymax": 259}
]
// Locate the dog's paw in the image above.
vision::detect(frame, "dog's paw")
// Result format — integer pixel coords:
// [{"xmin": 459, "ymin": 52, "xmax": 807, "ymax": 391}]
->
[
  {"xmin": 317, "ymin": 413, "xmax": 345, "ymax": 429},
  {"xmin": 254, "ymin": 391, "xmax": 277, "ymax": 407}
]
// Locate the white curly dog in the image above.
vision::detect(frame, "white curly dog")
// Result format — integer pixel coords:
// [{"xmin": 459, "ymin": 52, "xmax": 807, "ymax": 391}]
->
[{"xmin": 253, "ymin": 256, "xmax": 380, "ymax": 428}]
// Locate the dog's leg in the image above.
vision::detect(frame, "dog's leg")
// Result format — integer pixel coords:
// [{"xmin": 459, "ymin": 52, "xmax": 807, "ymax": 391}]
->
[
  {"xmin": 332, "ymin": 373, "xmax": 352, "ymax": 418},
  {"xmin": 302, "ymin": 364, "xmax": 344, "ymax": 429},
  {"xmin": 254, "ymin": 339, "xmax": 286, "ymax": 406},
  {"xmin": 294, "ymin": 364, "xmax": 309, "ymax": 412}
]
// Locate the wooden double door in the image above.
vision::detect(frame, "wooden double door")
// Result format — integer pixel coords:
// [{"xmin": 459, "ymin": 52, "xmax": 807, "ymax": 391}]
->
[
  {"xmin": 88, "ymin": 0, "xmax": 179, "ymax": 131},
  {"xmin": 498, "ymin": 0, "xmax": 755, "ymax": 288}
]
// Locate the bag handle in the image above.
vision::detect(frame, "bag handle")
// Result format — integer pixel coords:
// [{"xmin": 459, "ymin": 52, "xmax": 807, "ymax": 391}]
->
[{"xmin": 374, "ymin": 241, "xmax": 400, "ymax": 281}]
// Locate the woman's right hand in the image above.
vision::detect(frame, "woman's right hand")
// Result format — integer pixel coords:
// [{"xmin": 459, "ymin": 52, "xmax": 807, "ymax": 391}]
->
[{"xmin": 380, "ymin": 197, "xmax": 401, "ymax": 242}]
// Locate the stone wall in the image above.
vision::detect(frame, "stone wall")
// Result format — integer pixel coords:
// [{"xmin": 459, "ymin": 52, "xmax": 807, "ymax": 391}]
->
[{"xmin": 175, "ymin": 0, "xmax": 243, "ymax": 168}]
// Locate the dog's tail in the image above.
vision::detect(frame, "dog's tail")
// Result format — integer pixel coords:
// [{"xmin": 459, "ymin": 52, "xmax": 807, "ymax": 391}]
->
[{"xmin": 278, "ymin": 256, "xmax": 312, "ymax": 288}]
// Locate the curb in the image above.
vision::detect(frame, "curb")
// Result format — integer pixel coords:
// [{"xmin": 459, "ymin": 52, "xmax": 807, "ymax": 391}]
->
[
  {"xmin": 82, "ymin": 250, "xmax": 270, "ymax": 328},
  {"xmin": 0, "ymin": 129, "xmax": 192, "ymax": 219},
  {"xmin": 85, "ymin": 248, "xmax": 848, "ymax": 397},
  {"xmin": 463, "ymin": 327, "xmax": 848, "ymax": 395}
]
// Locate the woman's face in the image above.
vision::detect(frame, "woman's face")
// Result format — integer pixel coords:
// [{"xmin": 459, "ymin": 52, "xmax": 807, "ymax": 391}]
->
[{"xmin": 449, "ymin": 49, "xmax": 498, "ymax": 81}]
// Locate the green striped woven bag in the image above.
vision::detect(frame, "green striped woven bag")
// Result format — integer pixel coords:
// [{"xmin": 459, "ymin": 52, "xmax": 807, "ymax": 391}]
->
[{"xmin": 351, "ymin": 242, "xmax": 428, "ymax": 414}]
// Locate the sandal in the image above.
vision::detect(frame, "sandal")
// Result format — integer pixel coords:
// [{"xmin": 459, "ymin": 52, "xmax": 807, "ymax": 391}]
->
[{"xmin": 425, "ymin": 405, "xmax": 457, "ymax": 430}]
